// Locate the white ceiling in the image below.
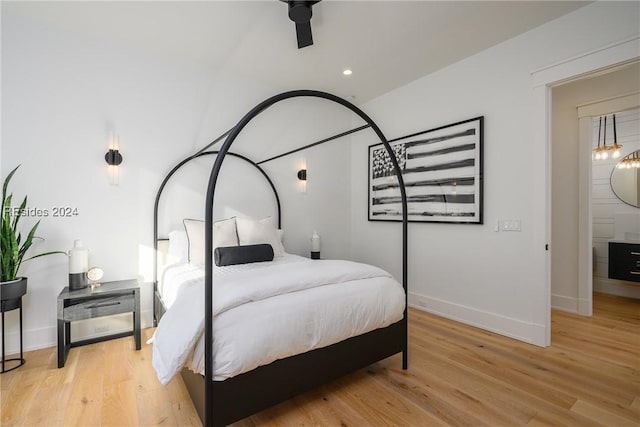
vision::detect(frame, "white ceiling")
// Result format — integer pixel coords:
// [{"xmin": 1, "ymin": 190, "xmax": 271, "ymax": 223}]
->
[{"xmin": 5, "ymin": 1, "xmax": 590, "ymax": 103}]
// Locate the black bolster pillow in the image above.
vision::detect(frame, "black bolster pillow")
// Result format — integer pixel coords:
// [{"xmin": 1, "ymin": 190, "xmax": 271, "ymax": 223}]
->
[{"xmin": 214, "ymin": 244, "xmax": 274, "ymax": 266}]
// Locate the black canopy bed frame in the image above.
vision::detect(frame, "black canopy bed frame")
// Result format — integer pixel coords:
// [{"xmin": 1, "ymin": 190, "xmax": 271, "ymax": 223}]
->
[
  {"xmin": 153, "ymin": 90, "xmax": 408, "ymax": 427},
  {"xmin": 152, "ymin": 149, "xmax": 282, "ymax": 324}
]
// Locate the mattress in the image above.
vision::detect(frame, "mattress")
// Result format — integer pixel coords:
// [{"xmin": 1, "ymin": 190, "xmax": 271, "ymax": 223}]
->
[{"xmin": 152, "ymin": 255, "xmax": 405, "ymax": 383}]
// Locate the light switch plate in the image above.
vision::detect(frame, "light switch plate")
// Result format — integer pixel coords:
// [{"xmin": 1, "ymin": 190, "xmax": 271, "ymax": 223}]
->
[{"xmin": 501, "ymin": 219, "xmax": 521, "ymax": 231}]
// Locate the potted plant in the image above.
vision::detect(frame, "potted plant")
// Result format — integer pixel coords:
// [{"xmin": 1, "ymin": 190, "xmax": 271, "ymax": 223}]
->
[{"xmin": 1, "ymin": 165, "xmax": 64, "ymax": 301}]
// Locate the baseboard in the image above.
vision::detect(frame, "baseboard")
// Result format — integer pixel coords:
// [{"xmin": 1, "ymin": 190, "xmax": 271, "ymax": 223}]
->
[
  {"xmin": 551, "ymin": 294, "xmax": 579, "ymax": 313},
  {"xmin": 2, "ymin": 324, "xmax": 58, "ymax": 355},
  {"xmin": 594, "ymin": 279, "xmax": 640, "ymax": 299},
  {"xmin": 408, "ymin": 292, "xmax": 547, "ymax": 347},
  {"xmin": 1, "ymin": 309, "xmax": 153, "ymax": 355}
]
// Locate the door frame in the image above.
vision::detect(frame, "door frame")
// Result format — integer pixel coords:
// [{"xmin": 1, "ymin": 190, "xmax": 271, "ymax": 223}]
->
[{"xmin": 531, "ymin": 35, "xmax": 639, "ymax": 346}]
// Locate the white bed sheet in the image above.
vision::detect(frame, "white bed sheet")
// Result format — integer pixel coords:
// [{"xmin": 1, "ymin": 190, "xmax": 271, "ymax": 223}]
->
[{"xmin": 153, "ymin": 255, "xmax": 405, "ymax": 383}]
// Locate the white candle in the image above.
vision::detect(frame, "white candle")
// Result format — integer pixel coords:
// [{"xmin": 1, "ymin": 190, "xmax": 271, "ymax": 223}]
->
[{"xmin": 311, "ymin": 231, "xmax": 321, "ymax": 252}]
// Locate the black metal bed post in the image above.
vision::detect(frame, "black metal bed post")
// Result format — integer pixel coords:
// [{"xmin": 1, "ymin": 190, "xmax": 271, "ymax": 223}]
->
[
  {"xmin": 152, "ymin": 151, "xmax": 282, "ymax": 326},
  {"xmin": 203, "ymin": 90, "xmax": 408, "ymax": 427}
]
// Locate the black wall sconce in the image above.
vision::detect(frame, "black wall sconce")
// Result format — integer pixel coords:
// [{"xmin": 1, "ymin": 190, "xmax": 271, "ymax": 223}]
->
[
  {"xmin": 297, "ymin": 168, "xmax": 307, "ymax": 194},
  {"xmin": 105, "ymin": 143, "xmax": 123, "ymax": 185},
  {"xmin": 105, "ymin": 149, "xmax": 123, "ymax": 166}
]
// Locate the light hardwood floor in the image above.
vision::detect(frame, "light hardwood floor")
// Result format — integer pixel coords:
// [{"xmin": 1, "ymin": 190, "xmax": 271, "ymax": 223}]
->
[{"xmin": 1, "ymin": 292, "xmax": 638, "ymax": 426}]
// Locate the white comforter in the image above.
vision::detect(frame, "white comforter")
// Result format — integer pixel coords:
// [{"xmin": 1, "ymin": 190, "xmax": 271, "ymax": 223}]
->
[{"xmin": 152, "ymin": 257, "xmax": 405, "ymax": 384}]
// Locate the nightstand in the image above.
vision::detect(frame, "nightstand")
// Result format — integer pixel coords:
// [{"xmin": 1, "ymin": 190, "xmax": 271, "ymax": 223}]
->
[{"xmin": 57, "ymin": 279, "xmax": 141, "ymax": 368}]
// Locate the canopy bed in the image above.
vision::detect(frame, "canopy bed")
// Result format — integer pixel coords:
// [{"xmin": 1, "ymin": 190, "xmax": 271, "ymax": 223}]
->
[{"xmin": 152, "ymin": 90, "xmax": 409, "ymax": 427}]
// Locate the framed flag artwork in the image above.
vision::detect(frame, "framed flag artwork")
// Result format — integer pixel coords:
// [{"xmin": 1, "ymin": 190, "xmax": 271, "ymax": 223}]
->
[{"xmin": 368, "ymin": 116, "xmax": 483, "ymax": 224}]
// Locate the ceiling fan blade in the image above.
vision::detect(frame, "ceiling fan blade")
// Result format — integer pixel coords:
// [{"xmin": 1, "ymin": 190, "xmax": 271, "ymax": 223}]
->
[{"xmin": 295, "ymin": 21, "xmax": 313, "ymax": 49}]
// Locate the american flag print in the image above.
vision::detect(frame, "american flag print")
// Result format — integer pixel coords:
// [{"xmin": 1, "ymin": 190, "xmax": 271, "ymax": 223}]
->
[{"xmin": 368, "ymin": 117, "xmax": 483, "ymax": 223}]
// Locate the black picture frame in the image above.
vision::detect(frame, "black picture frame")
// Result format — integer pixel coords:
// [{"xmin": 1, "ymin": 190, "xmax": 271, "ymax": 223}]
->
[{"xmin": 368, "ymin": 116, "xmax": 483, "ymax": 224}]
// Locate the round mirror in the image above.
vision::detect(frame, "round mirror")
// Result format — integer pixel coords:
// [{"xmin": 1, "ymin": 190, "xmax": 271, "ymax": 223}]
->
[{"xmin": 610, "ymin": 149, "xmax": 640, "ymax": 208}]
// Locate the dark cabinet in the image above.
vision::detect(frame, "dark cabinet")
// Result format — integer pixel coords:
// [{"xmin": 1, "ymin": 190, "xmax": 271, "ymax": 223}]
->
[
  {"xmin": 57, "ymin": 279, "xmax": 141, "ymax": 368},
  {"xmin": 608, "ymin": 242, "xmax": 640, "ymax": 283}
]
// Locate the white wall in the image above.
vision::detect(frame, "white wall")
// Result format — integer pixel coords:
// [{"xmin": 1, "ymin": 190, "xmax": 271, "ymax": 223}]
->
[
  {"xmin": 1, "ymin": 7, "xmax": 353, "ymax": 353},
  {"xmin": 350, "ymin": 1, "xmax": 640, "ymax": 345},
  {"xmin": 551, "ymin": 64, "xmax": 640, "ymax": 312},
  {"xmin": 4, "ymin": 1, "xmax": 639, "ymax": 354}
]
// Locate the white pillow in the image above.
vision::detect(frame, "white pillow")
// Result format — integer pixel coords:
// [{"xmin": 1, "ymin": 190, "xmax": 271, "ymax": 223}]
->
[
  {"xmin": 214, "ymin": 218, "xmax": 239, "ymax": 248},
  {"xmin": 236, "ymin": 216, "xmax": 285, "ymax": 257},
  {"xmin": 183, "ymin": 218, "xmax": 238, "ymax": 265},
  {"xmin": 167, "ymin": 230, "xmax": 189, "ymax": 264}
]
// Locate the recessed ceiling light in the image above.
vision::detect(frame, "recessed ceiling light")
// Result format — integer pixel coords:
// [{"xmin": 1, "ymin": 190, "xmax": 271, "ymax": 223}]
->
[{"xmin": 343, "ymin": 69, "xmax": 353, "ymax": 76}]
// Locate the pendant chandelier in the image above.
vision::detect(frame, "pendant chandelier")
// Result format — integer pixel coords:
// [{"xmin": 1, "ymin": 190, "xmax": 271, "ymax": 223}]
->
[
  {"xmin": 617, "ymin": 150, "xmax": 640, "ymax": 169},
  {"xmin": 593, "ymin": 114, "xmax": 622, "ymax": 160}
]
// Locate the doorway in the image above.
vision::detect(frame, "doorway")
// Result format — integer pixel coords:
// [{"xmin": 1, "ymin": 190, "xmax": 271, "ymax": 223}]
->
[
  {"xmin": 531, "ymin": 35, "xmax": 639, "ymax": 346},
  {"xmin": 550, "ymin": 64, "xmax": 640, "ymax": 316}
]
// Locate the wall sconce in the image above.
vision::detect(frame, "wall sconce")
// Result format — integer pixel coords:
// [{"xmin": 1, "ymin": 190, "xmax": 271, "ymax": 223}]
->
[
  {"xmin": 593, "ymin": 114, "xmax": 622, "ymax": 160},
  {"xmin": 105, "ymin": 135, "xmax": 123, "ymax": 185},
  {"xmin": 297, "ymin": 168, "xmax": 307, "ymax": 194}
]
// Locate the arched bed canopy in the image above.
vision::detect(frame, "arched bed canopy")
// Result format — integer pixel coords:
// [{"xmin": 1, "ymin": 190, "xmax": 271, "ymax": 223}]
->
[
  {"xmin": 154, "ymin": 90, "xmax": 408, "ymax": 427},
  {"xmin": 152, "ymin": 150, "xmax": 282, "ymax": 287}
]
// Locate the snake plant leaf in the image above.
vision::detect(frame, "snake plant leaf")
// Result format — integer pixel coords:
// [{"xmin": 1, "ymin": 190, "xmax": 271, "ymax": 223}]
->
[
  {"xmin": 3, "ymin": 193, "xmax": 12, "ymax": 226},
  {"xmin": 17, "ymin": 220, "xmax": 40, "ymax": 262},
  {"xmin": 23, "ymin": 250, "xmax": 67, "ymax": 262},
  {"xmin": 1, "ymin": 165, "xmax": 63, "ymax": 282},
  {"xmin": 1, "ymin": 165, "xmax": 19, "ymax": 212},
  {"xmin": 12, "ymin": 196, "xmax": 27, "ymax": 230}
]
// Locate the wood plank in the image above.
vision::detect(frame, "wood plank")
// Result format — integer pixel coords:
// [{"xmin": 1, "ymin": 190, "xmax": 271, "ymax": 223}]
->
[
  {"xmin": 63, "ymin": 344, "xmax": 105, "ymax": 426},
  {"xmin": 22, "ymin": 383, "xmax": 72, "ymax": 427},
  {"xmin": 410, "ymin": 334, "xmax": 603, "ymax": 427},
  {"xmin": 244, "ymin": 398, "xmax": 318, "ymax": 426},
  {"xmin": 415, "ymin": 323, "xmax": 638, "ymax": 422},
  {"xmin": 166, "ymin": 371, "xmax": 193, "ymax": 404},
  {"xmin": 18, "ymin": 347, "xmax": 53, "ymax": 370},
  {"xmin": 0, "ymin": 368, "xmax": 47, "ymax": 426},
  {"xmin": 136, "ymin": 384, "xmax": 178, "ymax": 425},
  {"xmin": 103, "ymin": 335, "xmax": 134, "ymax": 387},
  {"xmin": 414, "ymin": 307, "xmax": 639, "ymax": 411},
  {"xmin": 41, "ymin": 342, "xmax": 79, "ymax": 388},
  {"xmin": 571, "ymin": 399, "xmax": 640, "ymax": 427},
  {"xmin": 367, "ymin": 361, "xmax": 518, "ymax": 426},
  {"xmin": 0, "ymin": 362, "xmax": 18, "ymax": 391},
  {"xmin": 102, "ymin": 380, "xmax": 139, "ymax": 426},
  {"xmin": 409, "ymin": 323, "xmax": 578, "ymax": 409},
  {"xmin": 291, "ymin": 385, "xmax": 374, "ymax": 427},
  {"xmin": 1, "ymin": 293, "xmax": 638, "ymax": 426},
  {"xmin": 328, "ymin": 369, "xmax": 447, "ymax": 426},
  {"xmin": 167, "ymin": 374, "xmax": 203, "ymax": 425},
  {"xmin": 173, "ymin": 400, "xmax": 203, "ymax": 426},
  {"xmin": 132, "ymin": 333, "xmax": 164, "ymax": 393},
  {"xmin": 391, "ymin": 344, "xmax": 538, "ymax": 424}
]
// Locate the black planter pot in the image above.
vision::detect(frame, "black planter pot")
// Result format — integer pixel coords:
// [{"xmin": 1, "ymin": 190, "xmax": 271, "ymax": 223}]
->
[
  {"xmin": 1, "ymin": 277, "xmax": 28, "ymax": 311},
  {"xmin": 1, "ymin": 277, "xmax": 27, "ymax": 373}
]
